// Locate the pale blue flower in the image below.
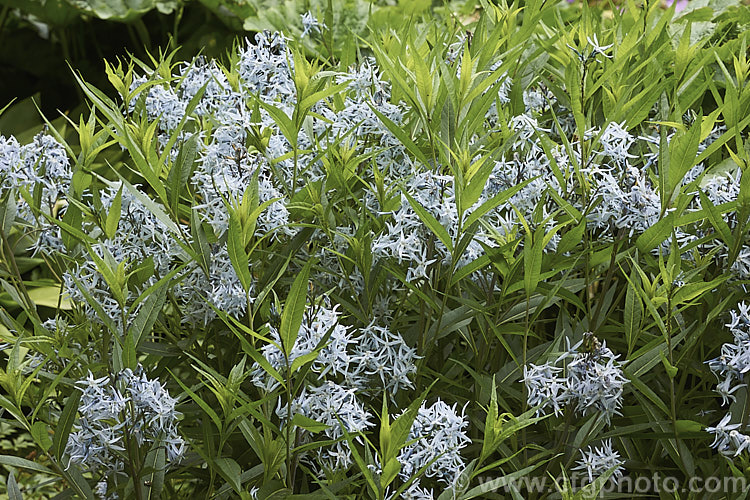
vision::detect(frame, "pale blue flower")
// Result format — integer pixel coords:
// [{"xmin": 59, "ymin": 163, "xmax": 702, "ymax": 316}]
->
[{"xmin": 572, "ymin": 439, "xmax": 624, "ymax": 484}]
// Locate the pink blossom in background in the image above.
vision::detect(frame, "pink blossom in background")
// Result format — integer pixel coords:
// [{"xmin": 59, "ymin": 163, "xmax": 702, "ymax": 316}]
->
[{"xmin": 666, "ymin": 0, "xmax": 689, "ymax": 11}]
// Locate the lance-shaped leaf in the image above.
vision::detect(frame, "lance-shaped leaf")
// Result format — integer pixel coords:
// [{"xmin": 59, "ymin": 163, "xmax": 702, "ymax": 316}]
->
[
  {"xmin": 227, "ymin": 214, "xmax": 253, "ymax": 293},
  {"xmin": 403, "ymin": 191, "xmax": 452, "ymax": 252},
  {"xmin": 280, "ymin": 260, "xmax": 312, "ymax": 357}
]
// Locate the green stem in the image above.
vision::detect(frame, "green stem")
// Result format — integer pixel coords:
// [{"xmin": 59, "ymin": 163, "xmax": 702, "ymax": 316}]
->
[
  {"xmin": 124, "ymin": 416, "xmax": 145, "ymax": 500},
  {"xmin": 172, "ymin": 5, "xmax": 184, "ymax": 49},
  {"xmin": 285, "ymin": 356, "xmax": 295, "ymax": 491},
  {"xmin": 522, "ymin": 293, "xmax": 531, "ymax": 464},
  {"xmin": 742, "ymin": 377, "xmax": 750, "ymax": 430},
  {"xmin": 0, "ymin": 6, "xmax": 10, "ymax": 42},
  {"xmin": 666, "ymin": 289, "xmax": 678, "ymax": 443},
  {"xmin": 0, "ymin": 228, "xmax": 41, "ymax": 322},
  {"xmin": 59, "ymin": 28, "xmax": 84, "ymax": 104}
]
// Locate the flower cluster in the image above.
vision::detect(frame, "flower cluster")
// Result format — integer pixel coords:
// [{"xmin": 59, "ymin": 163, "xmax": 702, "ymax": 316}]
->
[
  {"xmin": 0, "ymin": 132, "xmax": 70, "ymax": 202},
  {"xmin": 251, "ymin": 300, "xmax": 420, "ymax": 394},
  {"xmin": 522, "ymin": 334, "xmax": 628, "ymax": 424},
  {"xmin": 65, "ymin": 367, "xmax": 184, "ymax": 493},
  {"xmin": 282, "ymin": 380, "xmax": 374, "ymax": 472},
  {"xmin": 252, "ymin": 296, "xmax": 422, "ymax": 472},
  {"xmin": 706, "ymin": 413, "xmax": 750, "ymax": 456},
  {"xmin": 392, "ymin": 481, "xmax": 435, "ymax": 500},
  {"xmin": 110, "ymin": 30, "xmax": 411, "ymax": 333},
  {"xmin": 707, "ymin": 302, "xmax": 750, "ymax": 405},
  {"xmin": 706, "ymin": 303, "xmax": 750, "ymax": 456},
  {"xmin": 0, "ymin": 132, "xmax": 71, "ymax": 254},
  {"xmin": 348, "ymin": 321, "xmax": 419, "ymax": 394},
  {"xmin": 371, "ymin": 169, "xmax": 491, "ymax": 281},
  {"xmin": 301, "ymin": 10, "xmax": 326, "ymax": 38},
  {"xmin": 396, "ymin": 400, "xmax": 471, "ymax": 486},
  {"xmin": 251, "ymin": 301, "xmax": 359, "ymax": 391},
  {"xmin": 16, "ymin": 30, "xmax": 452, "ymax": 491},
  {"xmin": 572, "ymin": 438, "xmax": 625, "ymax": 484},
  {"xmin": 174, "ymin": 244, "xmax": 248, "ymax": 325}
]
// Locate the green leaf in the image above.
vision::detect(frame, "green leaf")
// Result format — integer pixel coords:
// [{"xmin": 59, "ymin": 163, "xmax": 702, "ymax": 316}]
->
[
  {"xmin": 460, "ymin": 463, "xmax": 544, "ymax": 499},
  {"xmin": 122, "ymin": 331, "xmax": 137, "ymax": 370},
  {"xmin": 427, "ymin": 305, "xmax": 473, "ymax": 342},
  {"xmin": 556, "ymin": 220, "xmax": 585, "ymax": 255},
  {"xmin": 667, "ymin": 114, "xmax": 702, "ymax": 203},
  {"xmin": 673, "ymin": 277, "xmax": 726, "ymax": 305},
  {"xmin": 464, "ymin": 177, "xmax": 534, "ymax": 228},
  {"xmin": 0, "ymin": 455, "xmax": 54, "ymax": 475},
  {"xmin": 7, "ymin": 472, "xmax": 22, "ymax": 500},
  {"xmin": 289, "ymin": 350, "xmax": 322, "ymax": 373},
  {"xmin": 739, "ymin": 163, "xmax": 750, "ymax": 209},
  {"xmin": 256, "ymin": 100, "xmax": 297, "ymax": 148},
  {"xmin": 227, "ymin": 214, "xmax": 253, "ymax": 293},
  {"xmin": 64, "ymin": 0, "xmax": 177, "ymax": 21},
  {"xmin": 660, "ymin": 350, "xmax": 678, "ymax": 378},
  {"xmin": 128, "ymin": 281, "xmax": 168, "ymax": 348},
  {"xmin": 213, "ymin": 457, "xmax": 242, "ymax": 494},
  {"xmin": 450, "ymin": 255, "xmax": 490, "ymax": 286},
  {"xmin": 112, "ymin": 176, "xmax": 179, "ymax": 234},
  {"xmin": 59, "ymin": 200, "xmax": 91, "ymax": 249},
  {"xmin": 369, "ymin": 104, "xmax": 430, "ymax": 167},
  {"xmin": 523, "ymin": 230, "xmax": 543, "ymax": 296},
  {"xmin": 0, "ymin": 390, "xmax": 27, "ymax": 424},
  {"xmin": 65, "ymin": 270, "xmax": 117, "ymax": 332},
  {"xmin": 191, "ymin": 208, "xmax": 211, "ymax": 272},
  {"xmin": 105, "ymin": 183, "xmax": 123, "ymax": 240},
  {"xmin": 699, "ymin": 191, "xmax": 734, "ymax": 249},
  {"xmin": 26, "ymin": 286, "xmax": 72, "ymax": 310},
  {"xmin": 144, "ymin": 445, "xmax": 166, "ymax": 500},
  {"xmin": 167, "ymin": 133, "xmax": 199, "ymax": 212},
  {"xmin": 299, "ymin": 81, "xmax": 349, "ymax": 112},
  {"xmin": 280, "ymin": 260, "xmax": 311, "ymax": 357},
  {"xmin": 403, "ymin": 191, "xmax": 452, "ymax": 252},
  {"xmin": 291, "ymin": 413, "xmax": 330, "ymax": 433},
  {"xmin": 480, "ymin": 377, "xmax": 499, "ymax": 464},
  {"xmin": 624, "ymin": 280, "xmax": 642, "ymax": 354},
  {"xmin": 337, "ymin": 418, "xmax": 379, "ymax": 498},
  {"xmin": 381, "ymin": 458, "xmax": 402, "ymax": 491},
  {"xmin": 63, "ymin": 465, "xmax": 96, "ymax": 499},
  {"xmin": 636, "ymin": 212, "xmax": 674, "ymax": 253},
  {"xmin": 0, "ymin": 0, "xmax": 78, "ymax": 26},
  {"xmin": 53, "ymin": 390, "xmax": 81, "ymax": 461},
  {"xmin": 7, "ymin": 472, "xmax": 23, "ymax": 500},
  {"xmin": 382, "ymin": 383, "xmax": 433, "ymax": 491},
  {"xmin": 31, "ymin": 421, "xmax": 52, "ymax": 452},
  {"xmin": 0, "ymin": 196, "xmax": 17, "ymax": 235},
  {"xmin": 675, "ymin": 420, "xmax": 703, "ymax": 434},
  {"xmin": 476, "ymin": 407, "xmax": 546, "ymax": 474},
  {"xmin": 169, "ymin": 371, "xmax": 222, "ymax": 430}
]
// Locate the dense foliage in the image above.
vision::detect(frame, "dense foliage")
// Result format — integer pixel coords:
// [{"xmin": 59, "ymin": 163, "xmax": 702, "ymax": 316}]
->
[{"xmin": 2, "ymin": 0, "xmax": 750, "ymax": 498}]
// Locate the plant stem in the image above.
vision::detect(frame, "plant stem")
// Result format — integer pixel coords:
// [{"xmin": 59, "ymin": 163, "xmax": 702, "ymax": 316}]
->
[
  {"xmin": 666, "ymin": 288, "xmax": 678, "ymax": 444},
  {"xmin": 0, "ymin": 228, "xmax": 41, "ymax": 322}
]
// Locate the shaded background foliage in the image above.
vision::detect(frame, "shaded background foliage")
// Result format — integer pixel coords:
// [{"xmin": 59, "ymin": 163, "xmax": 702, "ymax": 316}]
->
[{"xmin": 0, "ymin": 0, "xmax": 456, "ymax": 122}]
